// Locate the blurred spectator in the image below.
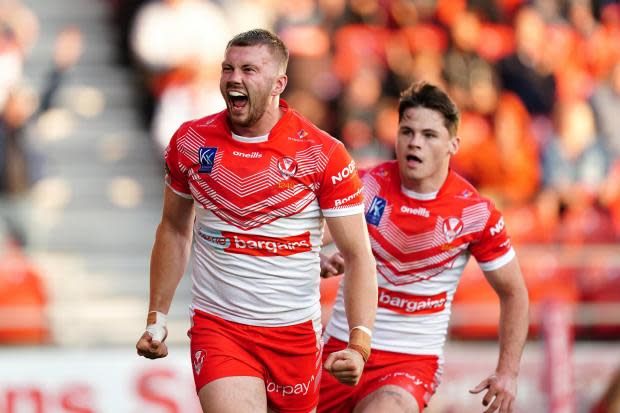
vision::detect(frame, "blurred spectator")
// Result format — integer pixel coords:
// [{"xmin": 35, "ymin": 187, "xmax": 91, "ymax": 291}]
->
[
  {"xmin": 0, "ymin": 0, "xmax": 39, "ymax": 53},
  {"xmin": 0, "ymin": 0, "xmax": 38, "ymax": 110},
  {"xmin": 0, "ymin": 21, "xmax": 24, "ymax": 112},
  {"xmin": 151, "ymin": 61, "xmax": 224, "ymax": 152},
  {"xmin": 451, "ymin": 67, "xmax": 540, "ymax": 204},
  {"xmin": 542, "ymin": 100, "xmax": 609, "ymax": 199},
  {"xmin": 443, "ymin": 10, "xmax": 493, "ymax": 109},
  {"xmin": 591, "ymin": 60, "xmax": 620, "ymax": 157},
  {"xmin": 129, "ymin": 0, "xmax": 232, "ymax": 127},
  {"xmin": 599, "ymin": 159, "xmax": 620, "ymax": 238},
  {"xmin": 130, "ymin": 0, "xmax": 231, "ymax": 87},
  {"xmin": 0, "ymin": 218, "xmax": 49, "ymax": 344},
  {"xmin": 556, "ymin": 187, "xmax": 616, "ymax": 244},
  {"xmin": 0, "ymin": 27, "xmax": 82, "ymax": 195},
  {"xmin": 496, "ymin": 6, "xmax": 557, "ymax": 117}
]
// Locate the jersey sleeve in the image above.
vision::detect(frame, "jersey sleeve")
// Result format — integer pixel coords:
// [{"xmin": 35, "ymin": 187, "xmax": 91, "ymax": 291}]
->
[
  {"xmin": 470, "ymin": 204, "xmax": 515, "ymax": 271},
  {"xmin": 164, "ymin": 124, "xmax": 193, "ymax": 199},
  {"xmin": 318, "ymin": 141, "xmax": 364, "ymax": 217}
]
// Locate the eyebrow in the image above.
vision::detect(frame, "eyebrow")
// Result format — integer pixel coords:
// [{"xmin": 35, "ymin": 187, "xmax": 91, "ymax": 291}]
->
[
  {"xmin": 399, "ymin": 126, "xmax": 439, "ymax": 134},
  {"xmin": 221, "ymin": 62, "xmax": 259, "ymax": 70}
]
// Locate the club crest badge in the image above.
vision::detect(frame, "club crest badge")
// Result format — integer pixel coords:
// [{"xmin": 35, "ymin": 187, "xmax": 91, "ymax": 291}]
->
[
  {"xmin": 442, "ymin": 217, "xmax": 463, "ymax": 243},
  {"xmin": 193, "ymin": 350, "xmax": 206, "ymax": 375},
  {"xmin": 277, "ymin": 157, "xmax": 298, "ymax": 179}
]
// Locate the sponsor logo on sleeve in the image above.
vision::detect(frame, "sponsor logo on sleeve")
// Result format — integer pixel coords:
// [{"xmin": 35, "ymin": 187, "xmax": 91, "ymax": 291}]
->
[
  {"xmin": 442, "ymin": 217, "xmax": 463, "ymax": 243},
  {"xmin": 198, "ymin": 147, "xmax": 218, "ymax": 173},
  {"xmin": 378, "ymin": 288, "xmax": 447, "ymax": 315},
  {"xmin": 330, "ymin": 160, "xmax": 356, "ymax": 185},
  {"xmin": 365, "ymin": 196, "xmax": 387, "ymax": 226},
  {"xmin": 489, "ymin": 217, "xmax": 505, "ymax": 236},
  {"xmin": 334, "ymin": 187, "xmax": 363, "ymax": 207}
]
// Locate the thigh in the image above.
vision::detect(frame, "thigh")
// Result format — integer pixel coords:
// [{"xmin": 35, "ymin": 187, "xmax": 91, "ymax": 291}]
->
[
  {"xmin": 199, "ymin": 376, "xmax": 267, "ymax": 413},
  {"xmin": 352, "ymin": 350, "xmax": 441, "ymax": 413},
  {"xmin": 354, "ymin": 385, "xmax": 420, "ymax": 413}
]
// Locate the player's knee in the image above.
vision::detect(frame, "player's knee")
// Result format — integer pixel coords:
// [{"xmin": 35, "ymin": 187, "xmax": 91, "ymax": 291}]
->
[{"xmin": 354, "ymin": 386, "xmax": 420, "ymax": 413}]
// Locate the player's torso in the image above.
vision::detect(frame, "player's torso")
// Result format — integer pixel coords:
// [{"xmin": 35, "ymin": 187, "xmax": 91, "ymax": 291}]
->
[
  {"xmin": 174, "ymin": 112, "xmax": 352, "ymax": 326},
  {"xmin": 327, "ymin": 163, "xmax": 492, "ymax": 354},
  {"xmin": 181, "ymin": 116, "xmax": 332, "ymax": 235},
  {"xmin": 363, "ymin": 163, "xmax": 490, "ymax": 298}
]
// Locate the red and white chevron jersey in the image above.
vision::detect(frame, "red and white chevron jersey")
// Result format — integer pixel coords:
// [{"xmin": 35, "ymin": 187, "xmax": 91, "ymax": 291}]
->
[
  {"xmin": 164, "ymin": 101, "xmax": 364, "ymax": 327},
  {"xmin": 325, "ymin": 161, "xmax": 515, "ymax": 356}
]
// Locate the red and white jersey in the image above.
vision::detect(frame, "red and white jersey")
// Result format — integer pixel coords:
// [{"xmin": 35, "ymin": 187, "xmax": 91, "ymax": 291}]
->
[
  {"xmin": 165, "ymin": 100, "xmax": 364, "ymax": 327},
  {"xmin": 326, "ymin": 161, "xmax": 515, "ymax": 356}
]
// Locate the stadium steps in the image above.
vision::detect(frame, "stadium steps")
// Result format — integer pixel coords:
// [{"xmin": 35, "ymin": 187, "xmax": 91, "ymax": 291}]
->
[{"xmin": 21, "ymin": 0, "xmax": 192, "ymax": 345}]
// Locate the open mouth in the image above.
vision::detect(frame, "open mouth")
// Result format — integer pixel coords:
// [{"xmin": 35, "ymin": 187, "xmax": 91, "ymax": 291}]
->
[
  {"xmin": 228, "ymin": 90, "xmax": 248, "ymax": 110},
  {"xmin": 406, "ymin": 154, "xmax": 422, "ymax": 164}
]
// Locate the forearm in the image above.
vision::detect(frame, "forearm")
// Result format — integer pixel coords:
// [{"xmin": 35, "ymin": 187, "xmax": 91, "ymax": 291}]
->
[
  {"xmin": 496, "ymin": 288, "xmax": 529, "ymax": 377},
  {"xmin": 343, "ymin": 251, "xmax": 377, "ymax": 331},
  {"xmin": 148, "ymin": 221, "xmax": 192, "ymax": 314}
]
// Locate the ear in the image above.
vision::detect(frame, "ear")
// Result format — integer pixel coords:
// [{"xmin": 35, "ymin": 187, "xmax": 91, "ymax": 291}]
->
[
  {"xmin": 272, "ymin": 74, "xmax": 288, "ymax": 96},
  {"xmin": 449, "ymin": 135, "xmax": 460, "ymax": 156}
]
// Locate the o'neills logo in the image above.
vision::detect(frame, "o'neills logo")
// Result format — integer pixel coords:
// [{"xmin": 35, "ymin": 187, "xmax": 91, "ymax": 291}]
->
[
  {"xmin": 378, "ymin": 287, "xmax": 447, "ymax": 315},
  {"xmin": 223, "ymin": 231, "xmax": 311, "ymax": 256}
]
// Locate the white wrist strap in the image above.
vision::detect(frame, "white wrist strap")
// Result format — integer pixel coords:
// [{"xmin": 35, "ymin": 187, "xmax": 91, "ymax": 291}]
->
[
  {"xmin": 350, "ymin": 325, "xmax": 372, "ymax": 338},
  {"xmin": 146, "ymin": 311, "xmax": 168, "ymax": 342}
]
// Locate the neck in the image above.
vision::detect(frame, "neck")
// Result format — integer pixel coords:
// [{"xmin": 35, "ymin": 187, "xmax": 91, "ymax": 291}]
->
[
  {"xmin": 230, "ymin": 97, "xmax": 282, "ymax": 137},
  {"xmin": 402, "ymin": 167, "xmax": 450, "ymax": 194}
]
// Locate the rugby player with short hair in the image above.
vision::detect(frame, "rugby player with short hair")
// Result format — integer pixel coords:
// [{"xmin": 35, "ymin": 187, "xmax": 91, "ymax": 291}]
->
[
  {"xmin": 319, "ymin": 81, "xmax": 529, "ymax": 413},
  {"xmin": 136, "ymin": 29, "xmax": 378, "ymax": 413}
]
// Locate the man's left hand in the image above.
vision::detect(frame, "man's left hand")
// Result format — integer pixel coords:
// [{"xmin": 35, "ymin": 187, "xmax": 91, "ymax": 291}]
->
[
  {"xmin": 469, "ymin": 372, "xmax": 517, "ymax": 413},
  {"xmin": 324, "ymin": 348, "xmax": 365, "ymax": 386}
]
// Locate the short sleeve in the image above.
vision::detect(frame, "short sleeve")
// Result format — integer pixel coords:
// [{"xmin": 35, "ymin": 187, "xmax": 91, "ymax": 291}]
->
[
  {"xmin": 164, "ymin": 125, "xmax": 192, "ymax": 199},
  {"xmin": 470, "ymin": 204, "xmax": 515, "ymax": 271},
  {"xmin": 318, "ymin": 142, "xmax": 364, "ymax": 217}
]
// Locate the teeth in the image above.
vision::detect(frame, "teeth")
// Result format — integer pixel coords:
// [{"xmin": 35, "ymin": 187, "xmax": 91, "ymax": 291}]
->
[{"xmin": 229, "ymin": 91, "xmax": 246, "ymax": 97}]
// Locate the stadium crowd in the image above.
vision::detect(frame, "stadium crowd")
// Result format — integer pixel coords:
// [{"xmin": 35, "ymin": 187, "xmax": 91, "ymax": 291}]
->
[
  {"xmin": 108, "ymin": 0, "xmax": 620, "ymax": 246},
  {"xmin": 105, "ymin": 0, "xmax": 620, "ymax": 344}
]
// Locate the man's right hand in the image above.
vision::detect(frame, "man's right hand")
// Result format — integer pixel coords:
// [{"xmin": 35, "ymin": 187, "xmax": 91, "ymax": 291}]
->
[
  {"xmin": 136, "ymin": 311, "xmax": 169, "ymax": 359},
  {"xmin": 136, "ymin": 330, "xmax": 169, "ymax": 359}
]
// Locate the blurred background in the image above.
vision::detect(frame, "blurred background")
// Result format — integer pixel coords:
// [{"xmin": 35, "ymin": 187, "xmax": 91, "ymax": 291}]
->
[{"xmin": 1, "ymin": 0, "xmax": 619, "ymax": 412}]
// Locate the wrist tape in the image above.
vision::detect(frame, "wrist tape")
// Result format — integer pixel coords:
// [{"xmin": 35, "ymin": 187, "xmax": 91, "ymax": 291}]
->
[
  {"xmin": 347, "ymin": 326, "xmax": 372, "ymax": 363},
  {"xmin": 146, "ymin": 311, "xmax": 167, "ymax": 342}
]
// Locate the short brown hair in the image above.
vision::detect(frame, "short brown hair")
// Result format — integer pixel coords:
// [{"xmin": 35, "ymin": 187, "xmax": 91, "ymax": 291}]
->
[
  {"xmin": 226, "ymin": 29, "xmax": 289, "ymax": 73},
  {"xmin": 398, "ymin": 82, "xmax": 460, "ymax": 136}
]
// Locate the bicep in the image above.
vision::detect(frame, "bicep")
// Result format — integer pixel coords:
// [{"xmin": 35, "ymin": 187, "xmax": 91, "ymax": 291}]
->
[
  {"xmin": 161, "ymin": 185, "xmax": 195, "ymax": 236},
  {"xmin": 482, "ymin": 257, "xmax": 526, "ymax": 298},
  {"xmin": 325, "ymin": 214, "xmax": 371, "ymax": 259}
]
